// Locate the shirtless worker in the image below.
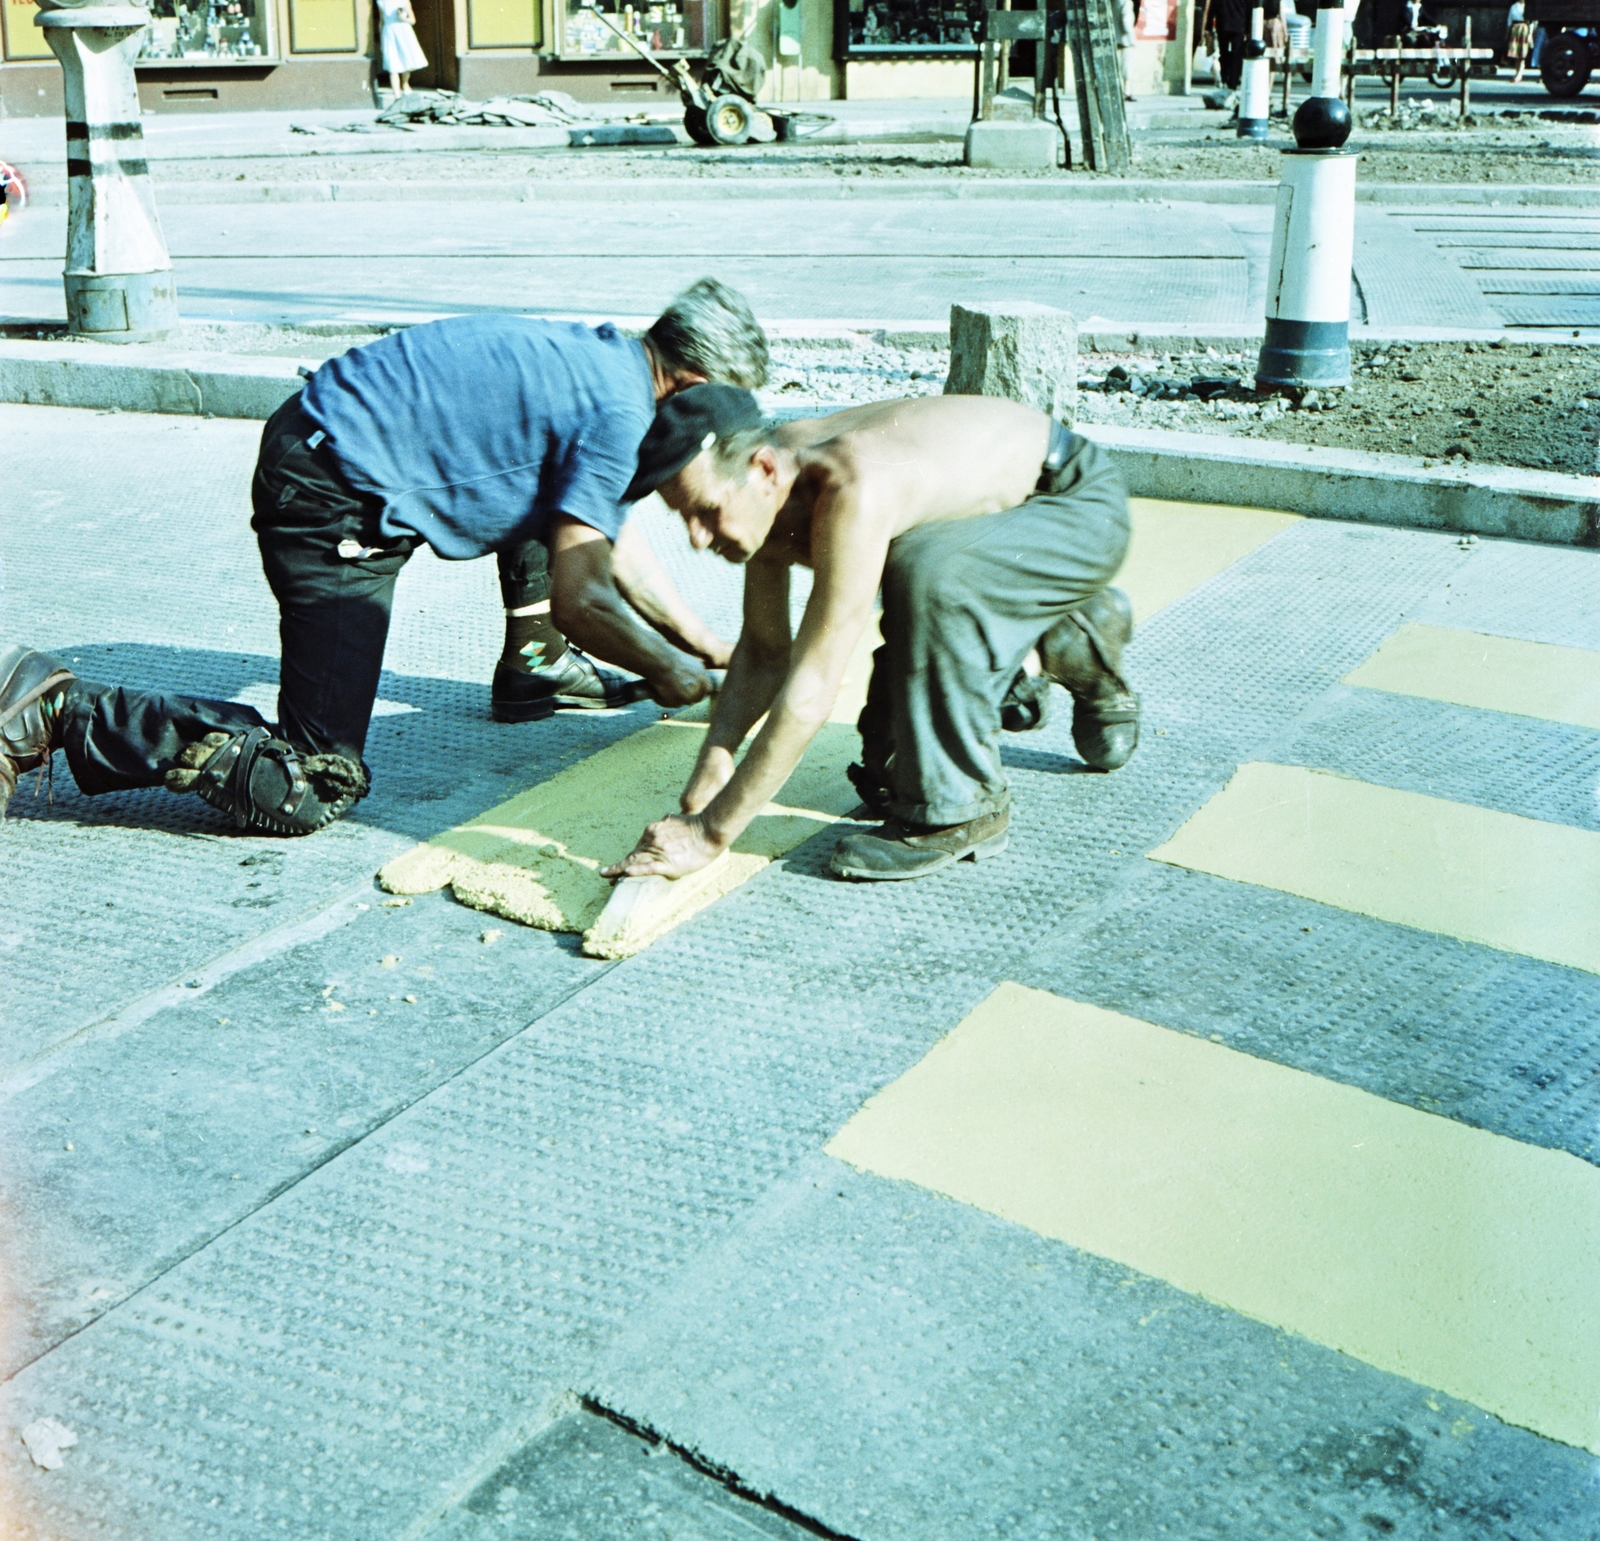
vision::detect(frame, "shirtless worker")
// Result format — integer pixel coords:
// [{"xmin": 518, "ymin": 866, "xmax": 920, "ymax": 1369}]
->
[
  {"xmin": 603, "ymin": 385, "xmax": 1140, "ymax": 884},
  {"xmin": 0, "ymin": 281, "xmax": 765, "ymax": 833}
]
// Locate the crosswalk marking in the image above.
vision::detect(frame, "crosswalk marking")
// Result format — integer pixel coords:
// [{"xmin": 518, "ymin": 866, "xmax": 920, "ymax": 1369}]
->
[
  {"xmin": 1344, "ymin": 622, "xmax": 1600, "ymax": 730},
  {"xmin": 826, "ymin": 983, "xmax": 1600, "ymax": 1454},
  {"xmin": 1148, "ymin": 762, "xmax": 1600, "ymax": 976}
]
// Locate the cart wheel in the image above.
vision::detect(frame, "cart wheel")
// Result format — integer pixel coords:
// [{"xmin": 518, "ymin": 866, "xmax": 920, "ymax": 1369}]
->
[
  {"xmin": 1540, "ymin": 31, "xmax": 1592, "ymax": 98},
  {"xmin": 684, "ymin": 106, "xmax": 717, "ymax": 147},
  {"xmin": 705, "ymin": 94, "xmax": 755, "ymax": 146}
]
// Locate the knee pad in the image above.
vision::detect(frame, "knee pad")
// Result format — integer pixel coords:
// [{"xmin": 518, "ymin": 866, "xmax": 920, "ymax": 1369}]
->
[{"xmin": 165, "ymin": 728, "xmax": 368, "ymax": 835}]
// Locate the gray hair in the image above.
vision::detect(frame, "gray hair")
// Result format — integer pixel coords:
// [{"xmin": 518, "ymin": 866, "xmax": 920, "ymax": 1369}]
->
[
  {"xmin": 710, "ymin": 424, "xmax": 776, "ymax": 481},
  {"xmin": 647, "ymin": 278, "xmax": 770, "ymax": 390}
]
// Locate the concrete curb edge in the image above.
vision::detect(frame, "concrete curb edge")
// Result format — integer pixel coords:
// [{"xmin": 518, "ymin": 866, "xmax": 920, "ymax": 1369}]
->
[{"xmin": 2, "ymin": 339, "xmax": 1595, "ymax": 548}]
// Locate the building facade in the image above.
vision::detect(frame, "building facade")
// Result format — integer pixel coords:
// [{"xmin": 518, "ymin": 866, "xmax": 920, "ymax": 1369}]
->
[{"xmin": 1, "ymin": 0, "xmax": 1186, "ymax": 115}]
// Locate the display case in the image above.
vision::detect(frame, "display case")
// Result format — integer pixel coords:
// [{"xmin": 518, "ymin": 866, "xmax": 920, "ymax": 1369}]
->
[
  {"xmin": 835, "ymin": 0, "xmax": 983, "ymax": 54},
  {"xmin": 138, "ymin": 0, "xmax": 276, "ymax": 61},
  {"xmin": 558, "ymin": 0, "xmax": 718, "ymax": 60}
]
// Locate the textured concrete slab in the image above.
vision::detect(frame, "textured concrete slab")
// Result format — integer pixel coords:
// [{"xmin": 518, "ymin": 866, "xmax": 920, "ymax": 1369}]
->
[
  {"xmin": 1151, "ymin": 762, "xmax": 1600, "ymax": 975},
  {"xmin": 589, "ymin": 1158, "xmax": 1597, "ymax": 1541},
  {"xmin": 429, "ymin": 1407, "xmax": 824, "ymax": 1541},
  {"xmin": 826, "ymin": 983, "xmax": 1600, "ymax": 1452},
  {"xmin": 1344, "ymin": 622, "xmax": 1600, "ymax": 729},
  {"xmin": 6, "ymin": 399, "xmax": 1596, "ymax": 1541}
]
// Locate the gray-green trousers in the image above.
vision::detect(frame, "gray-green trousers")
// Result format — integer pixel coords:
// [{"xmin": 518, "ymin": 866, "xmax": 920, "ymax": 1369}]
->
[{"xmin": 858, "ymin": 430, "xmax": 1131, "ymax": 828}]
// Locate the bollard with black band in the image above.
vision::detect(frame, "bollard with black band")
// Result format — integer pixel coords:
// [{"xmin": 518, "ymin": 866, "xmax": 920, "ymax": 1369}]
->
[{"xmin": 1255, "ymin": 0, "xmax": 1356, "ymax": 391}]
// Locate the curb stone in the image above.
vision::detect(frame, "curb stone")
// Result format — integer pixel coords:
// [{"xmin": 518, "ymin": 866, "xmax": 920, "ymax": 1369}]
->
[{"xmin": 2, "ymin": 337, "xmax": 1595, "ymax": 547}]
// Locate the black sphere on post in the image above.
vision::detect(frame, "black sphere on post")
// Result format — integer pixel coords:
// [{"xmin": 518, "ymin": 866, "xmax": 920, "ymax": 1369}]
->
[{"xmin": 1292, "ymin": 93, "xmax": 1353, "ymax": 151}]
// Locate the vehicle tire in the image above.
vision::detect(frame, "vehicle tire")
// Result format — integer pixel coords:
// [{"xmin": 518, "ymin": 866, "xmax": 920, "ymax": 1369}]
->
[
  {"xmin": 1541, "ymin": 31, "xmax": 1592, "ymax": 97},
  {"xmin": 683, "ymin": 106, "xmax": 717, "ymax": 146},
  {"xmin": 705, "ymin": 93, "xmax": 755, "ymax": 146}
]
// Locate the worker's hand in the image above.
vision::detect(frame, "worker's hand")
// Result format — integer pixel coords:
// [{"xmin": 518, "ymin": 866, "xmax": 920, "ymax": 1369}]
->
[
  {"xmin": 681, "ymin": 747, "xmax": 736, "ymax": 815},
  {"xmin": 647, "ymin": 657, "xmax": 713, "ymax": 709},
  {"xmin": 696, "ymin": 634, "xmax": 736, "ymax": 670},
  {"xmin": 602, "ymin": 813, "xmax": 725, "ymax": 881}
]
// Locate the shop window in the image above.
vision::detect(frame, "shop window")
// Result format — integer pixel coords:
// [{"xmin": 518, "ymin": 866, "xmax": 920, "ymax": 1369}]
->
[
  {"xmin": 139, "ymin": 0, "xmax": 276, "ymax": 59},
  {"xmin": 836, "ymin": 0, "xmax": 983, "ymax": 53},
  {"xmin": 558, "ymin": 0, "xmax": 719, "ymax": 60}
]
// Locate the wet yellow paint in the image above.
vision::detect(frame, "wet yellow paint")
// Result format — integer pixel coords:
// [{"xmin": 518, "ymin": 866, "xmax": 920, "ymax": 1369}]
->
[
  {"xmin": 1120, "ymin": 498, "xmax": 1300, "ymax": 622},
  {"xmin": 378, "ymin": 499, "xmax": 1299, "ymax": 950},
  {"xmin": 826, "ymin": 983, "xmax": 1600, "ymax": 1454},
  {"xmin": 1344, "ymin": 622, "xmax": 1600, "ymax": 731},
  {"xmin": 1149, "ymin": 762, "xmax": 1600, "ymax": 975},
  {"xmin": 378, "ymin": 644, "xmax": 874, "ymax": 950}
]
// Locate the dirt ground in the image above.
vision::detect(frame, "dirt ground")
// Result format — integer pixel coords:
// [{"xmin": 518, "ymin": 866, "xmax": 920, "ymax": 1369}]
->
[
  {"xmin": 764, "ymin": 339, "xmax": 1600, "ymax": 476},
  {"xmin": 120, "ymin": 113, "xmax": 1600, "ymax": 187}
]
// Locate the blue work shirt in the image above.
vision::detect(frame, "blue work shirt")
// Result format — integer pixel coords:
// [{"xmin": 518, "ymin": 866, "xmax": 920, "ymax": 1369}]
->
[{"xmin": 301, "ymin": 315, "xmax": 655, "ymax": 558}]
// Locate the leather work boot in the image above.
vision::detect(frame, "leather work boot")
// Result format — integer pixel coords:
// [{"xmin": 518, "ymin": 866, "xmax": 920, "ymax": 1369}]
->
[
  {"xmin": 0, "ymin": 645, "xmax": 76, "ymax": 820},
  {"xmin": 829, "ymin": 808, "xmax": 1010, "ymax": 881},
  {"xmin": 491, "ymin": 646, "xmax": 650, "ymax": 723},
  {"xmin": 999, "ymin": 669, "xmax": 1052, "ymax": 733},
  {"xmin": 1037, "ymin": 587, "xmax": 1140, "ymax": 771}
]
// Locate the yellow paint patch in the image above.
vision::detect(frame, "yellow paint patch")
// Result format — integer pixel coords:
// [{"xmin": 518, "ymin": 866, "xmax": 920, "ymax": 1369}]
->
[
  {"xmin": 1120, "ymin": 498, "xmax": 1300, "ymax": 622},
  {"xmin": 378, "ymin": 639, "xmax": 876, "ymax": 952},
  {"xmin": 1148, "ymin": 762, "xmax": 1600, "ymax": 975},
  {"xmin": 1344, "ymin": 622, "xmax": 1600, "ymax": 731},
  {"xmin": 826, "ymin": 983, "xmax": 1600, "ymax": 1453}
]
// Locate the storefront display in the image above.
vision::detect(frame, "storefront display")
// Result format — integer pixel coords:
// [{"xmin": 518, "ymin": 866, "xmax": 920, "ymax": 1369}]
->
[
  {"xmin": 139, "ymin": 0, "xmax": 274, "ymax": 60},
  {"xmin": 837, "ymin": 0, "xmax": 983, "ymax": 53},
  {"xmin": 559, "ymin": 0, "xmax": 716, "ymax": 58}
]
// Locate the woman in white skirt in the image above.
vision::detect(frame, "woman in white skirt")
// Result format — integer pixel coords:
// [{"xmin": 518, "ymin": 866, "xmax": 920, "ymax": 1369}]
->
[{"xmin": 378, "ymin": 0, "xmax": 428, "ymax": 94}]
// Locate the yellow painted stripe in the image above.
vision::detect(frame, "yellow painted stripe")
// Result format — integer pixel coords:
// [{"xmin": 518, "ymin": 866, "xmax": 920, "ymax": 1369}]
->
[
  {"xmin": 378, "ymin": 500, "xmax": 1298, "ymax": 947},
  {"xmin": 826, "ymin": 983, "xmax": 1600, "ymax": 1453},
  {"xmin": 1122, "ymin": 498, "xmax": 1299, "ymax": 623},
  {"xmin": 1344, "ymin": 622, "xmax": 1600, "ymax": 731},
  {"xmin": 1148, "ymin": 762, "xmax": 1600, "ymax": 976}
]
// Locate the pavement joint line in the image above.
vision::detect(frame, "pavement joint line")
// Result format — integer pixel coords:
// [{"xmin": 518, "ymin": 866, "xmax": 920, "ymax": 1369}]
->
[
  {"xmin": 0, "ymin": 881, "xmax": 374, "ymax": 1104},
  {"xmin": 580, "ymin": 1397, "xmax": 862, "ymax": 1541},
  {"xmin": 392, "ymin": 1390, "xmax": 585, "ymax": 1541},
  {"xmin": 0, "ymin": 939, "xmax": 625, "ymax": 1391}
]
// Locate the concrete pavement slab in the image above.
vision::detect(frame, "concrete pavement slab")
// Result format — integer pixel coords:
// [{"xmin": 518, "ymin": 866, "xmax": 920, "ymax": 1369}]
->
[{"xmin": 3, "ymin": 389, "xmax": 1596, "ymax": 1537}]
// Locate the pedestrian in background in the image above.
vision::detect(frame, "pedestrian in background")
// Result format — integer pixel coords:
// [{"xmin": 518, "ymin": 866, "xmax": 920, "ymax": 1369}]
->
[
  {"xmin": 1506, "ymin": 0, "xmax": 1534, "ymax": 80},
  {"xmin": 1210, "ymin": 0, "xmax": 1251, "ymax": 105},
  {"xmin": 378, "ymin": 0, "xmax": 428, "ymax": 96}
]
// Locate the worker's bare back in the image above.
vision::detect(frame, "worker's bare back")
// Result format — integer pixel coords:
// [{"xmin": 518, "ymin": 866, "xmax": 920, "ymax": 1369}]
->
[{"xmin": 764, "ymin": 395, "xmax": 1054, "ymax": 567}]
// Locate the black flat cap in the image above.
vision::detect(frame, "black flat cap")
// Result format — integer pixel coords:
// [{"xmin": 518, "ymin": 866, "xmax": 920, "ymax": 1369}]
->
[{"xmin": 625, "ymin": 383, "xmax": 764, "ymax": 504}]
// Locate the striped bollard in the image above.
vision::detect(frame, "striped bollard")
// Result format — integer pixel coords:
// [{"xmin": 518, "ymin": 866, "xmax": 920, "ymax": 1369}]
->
[
  {"xmin": 36, "ymin": 0, "xmax": 179, "ymax": 341},
  {"xmin": 1237, "ymin": 7, "xmax": 1270, "ymax": 140},
  {"xmin": 1255, "ymin": 0, "xmax": 1355, "ymax": 391}
]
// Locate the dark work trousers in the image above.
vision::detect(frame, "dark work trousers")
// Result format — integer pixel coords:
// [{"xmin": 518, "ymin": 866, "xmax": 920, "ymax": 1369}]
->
[
  {"xmin": 497, "ymin": 539, "xmax": 550, "ymax": 611},
  {"xmin": 1217, "ymin": 28, "xmax": 1246, "ymax": 89},
  {"xmin": 856, "ymin": 430, "xmax": 1130, "ymax": 828},
  {"xmin": 58, "ymin": 392, "xmax": 419, "ymax": 796}
]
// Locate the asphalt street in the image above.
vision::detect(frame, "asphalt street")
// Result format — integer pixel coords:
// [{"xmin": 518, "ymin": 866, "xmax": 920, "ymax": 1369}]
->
[{"xmin": 1, "ymin": 403, "xmax": 1596, "ymax": 1539}]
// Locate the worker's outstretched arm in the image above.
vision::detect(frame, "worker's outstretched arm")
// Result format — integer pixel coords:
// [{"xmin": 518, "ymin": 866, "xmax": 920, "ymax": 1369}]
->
[
  {"xmin": 605, "ymin": 462, "xmax": 886, "ymax": 878},
  {"xmin": 611, "ymin": 515, "xmax": 735, "ymax": 667},
  {"xmin": 679, "ymin": 555, "xmax": 793, "ymax": 815},
  {"xmin": 548, "ymin": 515, "xmax": 710, "ymax": 707}
]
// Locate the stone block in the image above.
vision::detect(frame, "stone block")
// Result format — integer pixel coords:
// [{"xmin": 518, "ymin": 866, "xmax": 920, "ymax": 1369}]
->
[
  {"xmin": 945, "ymin": 301, "xmax": 1078, "ymax": 423},
  {"xmin": 963, "ymin": 119, "xmax": 1062, "ymax": 170}
]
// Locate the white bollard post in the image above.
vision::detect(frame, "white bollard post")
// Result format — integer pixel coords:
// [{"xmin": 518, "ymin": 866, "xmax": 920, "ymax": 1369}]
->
[
  {"xmin": 1255, "ymin": 0, "xmax": 1356, "ymax": 392},
  {"xmin": 1308, "ymin": 0, "xmax": 1345, "ymax": 98},
  {"xmin": 1237, "ymin": 6, "xmax": 1270, "ymax": 139},
  {"xmin": 35, "ymin": 0, "xmax": 179, "ymax": 341}
]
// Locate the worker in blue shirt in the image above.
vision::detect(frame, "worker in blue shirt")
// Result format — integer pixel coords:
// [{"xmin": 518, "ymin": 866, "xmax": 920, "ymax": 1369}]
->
[{"xmin": 0, "ymin": 280, "xmax": 769, "ymax": 835}]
